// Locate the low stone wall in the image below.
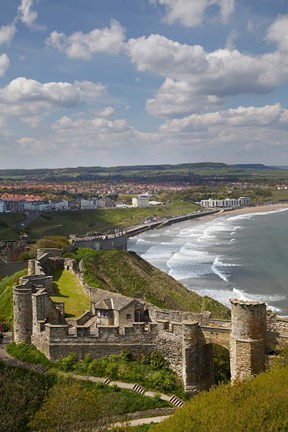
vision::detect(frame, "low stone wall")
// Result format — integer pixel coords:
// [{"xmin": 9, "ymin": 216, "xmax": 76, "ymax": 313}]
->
[
  {"xmin": 48, "ymin": 341, "xmax": 156, "ymax": 361},
  {"xmin": 155, "ymin": 309, "xmax": 211, "ymax": 325}
]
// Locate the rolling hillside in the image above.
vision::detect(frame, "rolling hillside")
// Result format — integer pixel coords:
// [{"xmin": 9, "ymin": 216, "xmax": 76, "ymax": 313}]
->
[{"xmin": 81, "ymin": 249, "xmax": 230, "ymax": 319}]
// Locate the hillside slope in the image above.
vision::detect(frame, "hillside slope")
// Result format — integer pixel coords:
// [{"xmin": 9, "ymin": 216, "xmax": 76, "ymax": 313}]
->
[
  {"xmin": 82, "ymin": 250, "xmax": 230, "ymax": 319},
  {"xmin": 152, "ymin": 361, "xmax": 288, "ymax": 432}
]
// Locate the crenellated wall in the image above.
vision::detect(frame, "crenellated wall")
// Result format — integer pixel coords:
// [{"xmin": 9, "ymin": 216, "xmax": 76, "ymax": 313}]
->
[{"xmin": 13, "ymin": 252, "xmax": 288, "ymax": 397}]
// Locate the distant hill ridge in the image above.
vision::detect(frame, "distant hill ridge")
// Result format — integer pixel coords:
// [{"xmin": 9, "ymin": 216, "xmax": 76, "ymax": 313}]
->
[{"xmin": 0, "ymin": 162, "xmax": 281, "ymax": 181}]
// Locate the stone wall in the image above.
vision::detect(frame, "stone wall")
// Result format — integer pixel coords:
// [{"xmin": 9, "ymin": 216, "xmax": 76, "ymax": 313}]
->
[{"xmin": 154, "ymin": 309, "xmax": 211, "ymax": 325}]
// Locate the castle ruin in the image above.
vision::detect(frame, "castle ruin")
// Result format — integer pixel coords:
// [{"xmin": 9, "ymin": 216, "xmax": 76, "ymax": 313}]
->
[{"xmin": 13, "ymin": 250, "xmax": 288, "ymax": 396}]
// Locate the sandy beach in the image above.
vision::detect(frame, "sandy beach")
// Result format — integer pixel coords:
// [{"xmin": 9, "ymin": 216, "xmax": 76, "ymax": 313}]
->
[{"xmin": 201, "ymin": 202, "xmax": 288, "ymax": 222}]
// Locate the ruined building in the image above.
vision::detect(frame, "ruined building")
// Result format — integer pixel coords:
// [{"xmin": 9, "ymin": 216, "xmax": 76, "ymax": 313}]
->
[{"xmin": 13, "ymin": 249, "xmax": 288, "ymax": 396}]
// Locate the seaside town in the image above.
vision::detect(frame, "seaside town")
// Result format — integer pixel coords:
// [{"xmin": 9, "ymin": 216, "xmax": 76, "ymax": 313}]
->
[{"xmin": 1, "ymin": 0, "xmax": 288, "ymax": 430}]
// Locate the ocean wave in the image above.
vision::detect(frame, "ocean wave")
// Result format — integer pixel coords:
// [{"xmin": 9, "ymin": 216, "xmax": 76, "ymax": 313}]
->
[
  {"xmin": 211, "ymin": 259, "xmax": 229, "ymax": 282},
  {"xmin": 142, "ymin": 245, "xmax": 174, "ymax": 260},
  {"xmin": 210, "ymin": 256, "xmax": 240, "ymax": 283},
  {"xmin": 136, "ymin": 238, "xmax": 150, "ymax": 243},
  {"xmin": 227, "ymin": 207, "xmax": 288, "ymax": 222},
  {"xmin": 232, "ymin": 288, "xmax": 286, "ymax": 304},
  {"xmin": 168, "ymin": 244, "xmax": 211, "ymax": 263},
  {"xmin": 195, "ymin": 287, "xmax": 234, "ymax": 308}
]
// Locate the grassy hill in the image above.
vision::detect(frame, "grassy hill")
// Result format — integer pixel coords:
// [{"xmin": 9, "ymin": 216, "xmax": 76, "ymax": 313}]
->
[
  {"xmin": 151, "ymin": 360, "xmax": 288, "ymax": 432},
  {"xmin": 81, "ymin": 249, "xmax": 230, "ymax": 319}
]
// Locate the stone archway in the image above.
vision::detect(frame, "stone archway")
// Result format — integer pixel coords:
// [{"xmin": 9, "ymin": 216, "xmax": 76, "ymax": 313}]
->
[{"xmin": 182, "ymin": 300, "xmax": 267, "ymax": 396}]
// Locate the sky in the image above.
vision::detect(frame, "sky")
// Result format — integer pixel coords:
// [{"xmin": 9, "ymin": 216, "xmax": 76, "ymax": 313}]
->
[{"xmin": 0, "ymin": 0, "xmax": 288, "ymax": 169}]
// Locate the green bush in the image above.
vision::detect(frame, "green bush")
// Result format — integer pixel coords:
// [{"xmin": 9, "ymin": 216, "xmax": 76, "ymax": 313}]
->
[
  {"xmin": 152, "ymin": 364, "xmax": 288, "ymax": 432},
  {"xmin": 6, "ymin": 343, "xmax": 51, "ymax": 366},
  {"xmin": 55, "ymin": 352, "xmax": 78, "ymax": 372}
]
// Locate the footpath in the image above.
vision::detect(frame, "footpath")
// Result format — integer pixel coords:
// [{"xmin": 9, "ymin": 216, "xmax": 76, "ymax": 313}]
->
[{"xmin": 0, "ymin": 332, "xmax": 183, "ymax": 427}]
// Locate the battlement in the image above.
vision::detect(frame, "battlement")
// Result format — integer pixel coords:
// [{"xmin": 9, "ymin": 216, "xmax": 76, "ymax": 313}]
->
[{"xmin": 13, "ymin": 253, "xmax": 288, "ymax": 396}]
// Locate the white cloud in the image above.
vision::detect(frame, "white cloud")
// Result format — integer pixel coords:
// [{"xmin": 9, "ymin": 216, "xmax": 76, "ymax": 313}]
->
[
  {"xmin": 18, "ymin": 0, "xmax": 38, "ymax": 28},
  {"xmin": 128, "ymin": 34, "xmax": 288, "ymax": 95},
  {"xmin": 98, "ymin": 107, "xmax": 115, "ymax": 117},
  {"xmin": 267, "ymin": 15, "xmax": 288, "ymax": 52},
  {"xmin": 0, "ymin": 54, "xmax": 10, "ymax": 76},
  {"xmin": 126, "ymin": 29, "xmax": 288, "ymax": 116},
  {"xmin": 0, "ymin": 77, "xmax": 105, "ymax": 105},
  {"xmin": 46, "ymin": 19, "xmax": 126, "ymax": 60},
  {"xmin": 146, "ymin": 78, "xmax": 222, "ymax": 117},
  {"xmin": 160, "ymin": 104, "xmax": 285, "ymax": 132},
  {"xmin": 0, "ymin": 77, "xmax": 106, "ymax": 122},
  {"xmin": 0, "ymin": 23, "xmax": 17, "ymax": 46},
  {"xmin": 150, "ymin": 0, "xmax": 235, "ymax": 27}
]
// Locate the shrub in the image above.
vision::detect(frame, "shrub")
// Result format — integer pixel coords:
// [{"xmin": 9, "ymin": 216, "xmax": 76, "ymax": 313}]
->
[
  {"xmin": 6, "ymin": 343, "xmax": 51, "ymax": 366},
  {"xmin": 55, "ymin": 353, "xmax": 78, "ymax": 372}
]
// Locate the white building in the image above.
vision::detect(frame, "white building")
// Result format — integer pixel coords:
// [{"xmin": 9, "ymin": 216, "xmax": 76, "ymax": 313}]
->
[
  {"xmin": 80, "ymin": 199, "xmax": 95, "ymax": 210},
  {"xmin": 53, "ymin": 200, "xmax": 69, "ymax": 211},
  {"xmin": 200, "ymin": 197, "xmax": 250, "ymax": 208},
  {"xmin": 0, "ymin": 200, "xmax": 4, "ymax": 213},
  {"xmin": 238, "ymin": 196, "xmax": 251, "ymax": 206},
  {"xmin": 132, "ymin": 194, "xmax": 149, "ymax": 208}
]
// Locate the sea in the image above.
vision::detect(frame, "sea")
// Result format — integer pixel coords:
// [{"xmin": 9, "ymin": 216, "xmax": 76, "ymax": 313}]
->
[{"xmin": 128, "ymin": 208, "xmax": 288, "ymax": 316}]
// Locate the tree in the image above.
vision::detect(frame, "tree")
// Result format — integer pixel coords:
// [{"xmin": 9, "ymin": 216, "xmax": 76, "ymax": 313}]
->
[
  {"xmin": 29, "ymin": 379, "xmax": 111, "ymax": 432},
  {"xmin": 0, "ymin": 364, "xmax": 53, "ymax": 432}
]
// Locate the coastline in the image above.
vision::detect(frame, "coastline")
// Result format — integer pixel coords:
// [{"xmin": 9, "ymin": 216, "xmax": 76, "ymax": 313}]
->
[
  {"xmin": 197, "ymin": 202, "xmax": 288, "ymax": 223},
  {"xmin": 129, "ymin": 202, "xmax": 288, "ymax": 316}
]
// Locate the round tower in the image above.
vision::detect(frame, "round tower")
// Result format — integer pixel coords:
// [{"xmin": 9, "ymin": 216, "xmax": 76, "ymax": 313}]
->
[
  {"xmin": 182, "ymin": 320, "xmax": 200, "ymax": 396},
  {"xmin": 230, "ymin": 299, "xmax": 267, "ymax": 382},
  {"xmin": 13, "ymin": 285, "xmax": 33, "ymax": 344}
]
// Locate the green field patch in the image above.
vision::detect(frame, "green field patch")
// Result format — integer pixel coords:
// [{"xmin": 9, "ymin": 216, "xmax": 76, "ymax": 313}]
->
[{"xmin": 50, "ymin": 269, "xmax": 91, "ymax": 318}]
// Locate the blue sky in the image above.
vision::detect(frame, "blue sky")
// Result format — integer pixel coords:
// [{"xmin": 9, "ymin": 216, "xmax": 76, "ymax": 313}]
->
[{"xmin": 0, "ymin": 0, "xmax": 287, "ymax": 168}]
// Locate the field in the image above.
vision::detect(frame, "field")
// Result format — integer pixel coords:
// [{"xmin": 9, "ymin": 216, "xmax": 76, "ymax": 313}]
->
[{"xmin": 0, "ymin": 201, "xmax": 199, "ymax": 240}]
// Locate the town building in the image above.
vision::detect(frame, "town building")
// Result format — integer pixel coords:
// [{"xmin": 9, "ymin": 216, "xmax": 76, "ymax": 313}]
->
[
  {"xmin": 200, "ymin": 196, "xmax": 250, "ymax": 208},
  {"xmin": 132, "ymin": 194, "xmax": 149, "ymax": 208}
]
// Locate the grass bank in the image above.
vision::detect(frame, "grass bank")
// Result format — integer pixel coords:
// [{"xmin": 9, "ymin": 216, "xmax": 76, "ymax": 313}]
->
[
  {"xmin": 50, "ymin": 269, "xmax": 91, "ymax": 318},
  {"xmin": 80, "ymin": 249, "xmax": 230, "ymax": 319}
]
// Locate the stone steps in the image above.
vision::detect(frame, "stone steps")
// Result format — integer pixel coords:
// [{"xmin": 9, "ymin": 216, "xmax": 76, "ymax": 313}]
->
[
  {"xmin": 169, "ymin": 396, "xmax": 184, "ymax": 407},
  {"xmin": 133, "ymin": 384, "xmax": 145, "ymax": 394},
  {"xmin": 33, "ymin": 364, "xmax": 49, "ymax": 374}
]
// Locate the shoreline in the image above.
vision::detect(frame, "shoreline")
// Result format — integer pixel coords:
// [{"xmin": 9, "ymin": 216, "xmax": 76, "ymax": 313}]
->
[
  {"xmin": 129, "ymin": 202, "xmax": 288, "ymax": 317},
  {"xmin": 193, "ymin": 202, "xmax": 288, "ymax": 223}
]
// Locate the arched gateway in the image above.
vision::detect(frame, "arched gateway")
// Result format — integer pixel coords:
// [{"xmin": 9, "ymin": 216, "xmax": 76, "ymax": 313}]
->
[{"xmin": 183, "ymin": 299, "xmax": 269, "ymax": 396}]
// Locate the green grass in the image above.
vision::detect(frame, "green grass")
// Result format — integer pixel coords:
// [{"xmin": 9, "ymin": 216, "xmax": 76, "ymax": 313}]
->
[
  {"xmin": 0, "ymin": 212, "xmax": 26, "ymax": 240},
  {"xmin": 81, "ymin": 250, "xmax": 230, "ymax": 319},
  {"xmin": 25, "ymin": 201, "xmax": 199, "ymax": 239},
  {"xmin": 1, "ymin": 361, "xmax": 168, "ymax": 432},
  {"xmin": 7, "ymin": 343, "xmax": 184, "ymax": 397},
  {"xmin": 7, "ymin": 342, "xmax": 51, "ymax": 366},
  {"xmin": 50, "ymin": 269, "xmax": 91, "ymax": 318},
  {"xmin": 152, "ymin": 363, "xmax": 288, "ymax": 432},
  {"xmin": 0, "ymin": 269, "xmax": 27, "ymax": 329}
]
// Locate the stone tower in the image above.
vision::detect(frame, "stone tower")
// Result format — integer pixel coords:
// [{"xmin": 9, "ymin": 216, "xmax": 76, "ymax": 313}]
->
[
  {"xmin": 230, "ymin": 299, "xmax": 267, "ymax": 382},
  {"xmin": 13, "ymin": 284, "xmax": 33, "ymax": 344},
  {"xmin": 182, "ymin": 320, "xmax": 200, "ymax": 396}
]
